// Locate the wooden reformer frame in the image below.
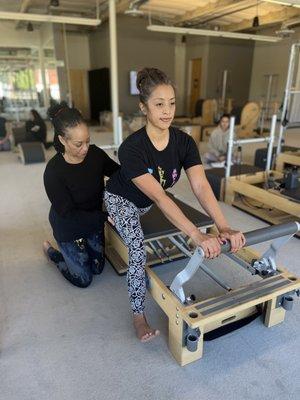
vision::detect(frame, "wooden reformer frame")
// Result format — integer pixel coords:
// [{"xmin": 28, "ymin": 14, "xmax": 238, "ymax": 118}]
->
[
  {"xmin": 105, "ymin": 201, "xmax": 300, "ymax": 366},
  {"xmin": 224, "ymin": 170, "xmax": 300, "ymax": 227}
]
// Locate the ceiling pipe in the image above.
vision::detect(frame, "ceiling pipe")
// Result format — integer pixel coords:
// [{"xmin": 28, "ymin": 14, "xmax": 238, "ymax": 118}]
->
[
  {"xmin": 147, "ymin": 24, "xmax": 281, "ymax": 42},
  {"xmin": 0, "ymin": 11, "xmax": 101, "ymax": 26}
]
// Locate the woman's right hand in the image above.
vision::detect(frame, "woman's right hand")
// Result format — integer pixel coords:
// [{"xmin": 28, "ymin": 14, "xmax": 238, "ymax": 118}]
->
[{"xmin": 190, "ymin": 229, "xmax": 222, "ymax": 259}]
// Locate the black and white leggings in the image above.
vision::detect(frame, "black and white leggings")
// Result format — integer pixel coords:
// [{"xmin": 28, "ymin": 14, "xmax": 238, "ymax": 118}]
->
[{"xmin": 104, "ymin": 191, "xmax": 151, "ymax": 314}]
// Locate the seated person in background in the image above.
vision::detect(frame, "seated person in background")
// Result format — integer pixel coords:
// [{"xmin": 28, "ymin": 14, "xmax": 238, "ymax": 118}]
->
[
  {"xmin": 0, "ymin": 116, "xmax": 11, "ymax": 151},
  {"xmin": 26, "ymin": 109, "xmax": 53, "ymax": 149},
  {"xmin": 203, "ymin": 114, "xmax": 230, "ymax": 164}
]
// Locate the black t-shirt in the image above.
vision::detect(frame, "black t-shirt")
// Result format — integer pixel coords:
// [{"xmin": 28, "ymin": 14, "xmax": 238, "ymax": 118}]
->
[
  {"xmin": 44, "ymin": 145, "xmax": 119, "ymax": 242},
  {"xmin": 106, "ymin": 126, "xmax": 202, "ymax": 208}
]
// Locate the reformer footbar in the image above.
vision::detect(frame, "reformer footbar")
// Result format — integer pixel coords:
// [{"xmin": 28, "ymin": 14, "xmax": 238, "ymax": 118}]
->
[{"xmin": 169, "ymin": 221, "xmax": 300, "ymax": 304}]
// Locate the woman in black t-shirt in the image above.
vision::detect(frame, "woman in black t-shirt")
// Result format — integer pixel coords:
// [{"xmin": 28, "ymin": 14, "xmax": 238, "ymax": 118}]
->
[
  {"xmin": 105, "ymin": 68, "xmax": 245, "ymax": 342},
  {"xmin": 43, "ymin": 103, "xmax": 119, "ymax": 288}
]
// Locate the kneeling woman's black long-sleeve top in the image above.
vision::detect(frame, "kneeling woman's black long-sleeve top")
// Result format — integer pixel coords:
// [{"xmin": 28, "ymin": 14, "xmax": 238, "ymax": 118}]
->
[{"xmin": 44, "ymin": 145, "xmax": 119, "ymax": 242}]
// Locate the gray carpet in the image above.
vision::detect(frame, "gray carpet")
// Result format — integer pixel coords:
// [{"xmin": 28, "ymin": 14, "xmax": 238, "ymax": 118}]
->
[{"xmin": 0, "ymin": 130, "xmax": 300, "ymax": 400}]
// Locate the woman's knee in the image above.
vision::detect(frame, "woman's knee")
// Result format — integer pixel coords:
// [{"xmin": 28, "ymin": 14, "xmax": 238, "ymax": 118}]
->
[{"xmin": 71, "ymin": 271, "xmax": 93, "ymax": 288}]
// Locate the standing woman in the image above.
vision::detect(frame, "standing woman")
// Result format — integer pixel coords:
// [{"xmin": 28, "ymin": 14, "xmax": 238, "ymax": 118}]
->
[
  {"xmin": 104, "ymin": 68, "xmax": 245, "ymax": 342},
  {"xmin": 43, "ymin": 103, "xmax": 119, "ymax": 287}
]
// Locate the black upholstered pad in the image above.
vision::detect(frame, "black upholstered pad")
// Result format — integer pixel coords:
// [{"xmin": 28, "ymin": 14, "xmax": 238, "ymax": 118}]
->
[
  {"xmin": 141, "ymin": 194, "xmax": 213, "ymax": 240},
  {"xmin": 281, "ymin": 187, "xmax": 300, "ymax": 202},
  {"xmin": 205, "ymin": 164, "xmax": 262, "ymax": 200},
  {"xmin": 108, "ymin": 193, "xmax": 213, "ymax": 240},
  {"xmin": 205, "ymin": 164, "xmax": 261, "ymax": 179}
]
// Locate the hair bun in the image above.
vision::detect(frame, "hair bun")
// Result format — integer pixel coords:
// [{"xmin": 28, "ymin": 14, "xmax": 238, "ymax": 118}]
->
[
  {"xmin": 47, "ymin": 101, "xmax": 69, "ymax": 121},
  {"xmin": 136, "ymin": 67, "xmax": 175, "ymax": 104}
]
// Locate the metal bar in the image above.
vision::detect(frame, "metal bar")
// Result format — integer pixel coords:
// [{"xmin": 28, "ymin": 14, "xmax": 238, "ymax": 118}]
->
[
  {"xmin": 221, "ymin": 69, "xmax": 227, "ymax": 111},
  {"xmin": 176, "ymin": 234, "xmax": 192, "ymax": 251},
  {"xmin": 233, "ymin": 137, "xmax": 269, "ymax": 145},
  {"xmin": 200, "ymin": 279, "xmax": 291, "ymax": 316},
  {"xmin": 149, "ymin": 241, "xmax": 163, "ymax": 262},
  {"xmin": 221, "ymin": 221, "xmax": 300, "ymax": 253},
  {"xmin": 38, "ymin": 32, "xmax": 49, "ymax": 108},
  {"xmin": 63, "ymin": 24, "xmax": 72, "ymax": 106},
  {"xmin": 109, "ymin": 0, "xmax": 120, "ymax": 149},
  {"xmin": 277, "ymin": 43, "xmax": 298, "ymax": 155},
  {"xmin": 155, "ymin": 240, "xmax": 171, "ymax": 260},
  {"xmin": 117, "ymin": 115, "xmax": 123, "ymax": 146},
  {"xmin": 226, "ymin": 252, "xmax": 257, "ymax": 275},
  {"xmin": 198, "ymin": 262, "xmax": 232, "ymax": 291},
  {"xmin": 225, "ymin": 115, "xmax": 235, "ymax": 179},
  {"xmin": 265, "ymin": 114, "xmax": 277, "ymax": 172},
  {"xmin": 169, "ymin": 236, "xmax": 192, "ymax": 257},
  {"xmin": 196, "ymin": 275, "xmax": 284, "ymax": 310}
]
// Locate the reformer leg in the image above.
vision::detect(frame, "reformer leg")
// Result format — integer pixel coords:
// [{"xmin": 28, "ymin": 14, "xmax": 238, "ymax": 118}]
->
[
  {"xmin": 168, "ymin": 317, "xmax": 204, "ymax": 366},
  {"xmin": 264, "ymin": 297, "xmax": 286, "ymax": 328}
]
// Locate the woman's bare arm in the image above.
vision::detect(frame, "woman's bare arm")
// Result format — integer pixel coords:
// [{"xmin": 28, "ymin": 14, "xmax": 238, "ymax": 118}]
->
[
  {"xmin": 132, "ymin": 173, "xmax": 221, "ymax": 258},
  {"xmin": 185, "ymin": 164, "xmax": 245, "ymax": 252}
]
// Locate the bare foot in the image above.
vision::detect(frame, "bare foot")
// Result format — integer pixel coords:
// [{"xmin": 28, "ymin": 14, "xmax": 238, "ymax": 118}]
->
[
  {"xmin": 133, "ymin": 314, "xmax": 160, "ymax": 343},
  {"xmin": 43, "ymin": 240, "xmax": 53, "ymax": 259}
]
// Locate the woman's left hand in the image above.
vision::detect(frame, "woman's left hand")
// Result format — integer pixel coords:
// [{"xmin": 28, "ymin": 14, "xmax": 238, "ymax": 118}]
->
[{"xmin": 218, "ymin": 227, "xmax": 246, "ymax": 253}]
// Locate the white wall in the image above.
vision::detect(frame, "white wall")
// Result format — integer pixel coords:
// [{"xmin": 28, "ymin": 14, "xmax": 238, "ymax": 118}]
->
[
  {"xmin": 89, "ymin": 16, "xmax": 175, "ymax": 115},
  {"xmin": 66, "ymin": 33, "xmax": 90, "ymax": 70},
  {"xmin": 249, "ymin": 28, "xmax": 300, "ymax": 103}
]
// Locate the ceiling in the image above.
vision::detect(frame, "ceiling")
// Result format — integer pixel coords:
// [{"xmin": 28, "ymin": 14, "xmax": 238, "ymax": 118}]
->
[{"xmin": 0, "ymin": 0, "xmax": 299, "ymax": 33}]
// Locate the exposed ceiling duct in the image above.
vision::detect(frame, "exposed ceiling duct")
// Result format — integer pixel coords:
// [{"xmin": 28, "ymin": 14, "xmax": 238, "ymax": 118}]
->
[{"xmin": 147, "ymin": 24, "xmax": 281, "ymax": 43}]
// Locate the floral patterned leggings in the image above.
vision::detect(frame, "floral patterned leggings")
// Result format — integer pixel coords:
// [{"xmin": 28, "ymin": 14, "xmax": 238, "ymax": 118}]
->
[{"xmin": 104, "ymin": 191, "xmax": 151, "ymax": 314}]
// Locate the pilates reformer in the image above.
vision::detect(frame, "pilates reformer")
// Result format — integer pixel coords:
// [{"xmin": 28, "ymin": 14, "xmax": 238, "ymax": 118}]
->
[
  {"xmin": 105, "ymin": 196, "xmax": 300, "ymax": 366},
  {"xmin": 224, "ymin": 115, "xmax": 300, "ymax": 230}
]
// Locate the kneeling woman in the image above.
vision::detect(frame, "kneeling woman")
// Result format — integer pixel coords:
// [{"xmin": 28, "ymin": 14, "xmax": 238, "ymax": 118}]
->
[
  {"xmin": 43, "ymin": 103, "xmax": 119, "ymax": 287},
  {"xmin": 105, "ymin": 68, "xmax": 245, "ymax": 342}
]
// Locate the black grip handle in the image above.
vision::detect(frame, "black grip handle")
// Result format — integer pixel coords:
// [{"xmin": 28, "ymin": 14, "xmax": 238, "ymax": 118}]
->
[{"xmin": 220, "ymin": 221, "xmax": 300, "ymax": 253}]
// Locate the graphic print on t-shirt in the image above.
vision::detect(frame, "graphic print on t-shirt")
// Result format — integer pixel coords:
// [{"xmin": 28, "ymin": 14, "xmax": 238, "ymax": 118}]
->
[
  {"xmin": 148, "ymin": 168, "xmax": 153, "ymax": 174},
  {"xmin": 171, "ymin": 168, "xmax": 178, "ymax": 186},
  {"xmin": 158, "ymin": 166, "xmax": 166, "ymax": 187}
]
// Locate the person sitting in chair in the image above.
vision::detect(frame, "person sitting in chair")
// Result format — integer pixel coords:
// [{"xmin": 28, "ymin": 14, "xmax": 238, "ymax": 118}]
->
[
  {"xmin": 0, "ymin": 116, "xmax": 11, "ymax": 151},
  {"xmin": 26, "ymin": 109, "xmax": 53, "ymax": 149},
  {"xmin": 203, "ymin": 114, "xmax": 230, "ymax": 165}
]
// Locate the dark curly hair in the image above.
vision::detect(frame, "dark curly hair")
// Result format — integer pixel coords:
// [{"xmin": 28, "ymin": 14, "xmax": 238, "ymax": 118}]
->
[
  {"xmin": 136, "ymin": 67, "xmax": 175, "ymax": 105},
  {"xmin": 47, "ymin": 101, "xmax": 86, "ymax": 153}
]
